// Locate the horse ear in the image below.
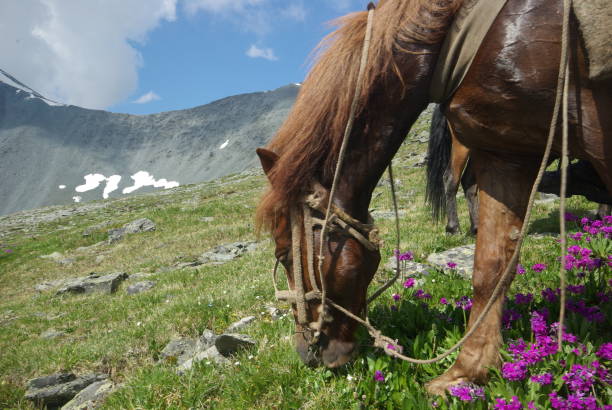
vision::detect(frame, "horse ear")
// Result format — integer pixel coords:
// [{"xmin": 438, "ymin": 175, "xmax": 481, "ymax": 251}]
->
[{"xmin": 256, "ymin": 148, "xmax": 279, "ymax": 177}]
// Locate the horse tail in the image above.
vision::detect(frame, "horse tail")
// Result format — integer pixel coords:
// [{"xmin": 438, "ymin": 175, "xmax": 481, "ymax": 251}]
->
[{"xmin": 425, "ymin": 104, "xmax": 451, "ymax": 221}]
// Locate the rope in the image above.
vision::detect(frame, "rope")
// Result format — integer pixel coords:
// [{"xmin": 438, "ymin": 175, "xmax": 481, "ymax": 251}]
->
[
  {"xmin": 315, "ymin": 6, "xmax": 376, "ymax": 340},
  {"xmin": 557, "ymin": 0, "xmax": 572, "ymax": 348}
]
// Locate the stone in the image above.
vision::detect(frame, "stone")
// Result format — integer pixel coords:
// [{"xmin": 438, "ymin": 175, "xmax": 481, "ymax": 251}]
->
[
  {"xmin": 40, "ymin": 329, "xmax": 66, "ymax": 339},
  {"xmin": 35, "ymin": 279, "xmax": 66, "ymax": 292},
  {"xmin": 200, "ymin": 217, "xmax": 215, "ymax": 223},
  {"xmin": 225, "ymin": 316, "xmax": 256, "ymax": 333},
  {"xmin": 265, "ymin": 306, "xmax": 284, "ymax": 320},
  {"xmin": 61, "ymin": 380, "xmax": 116, "ymax": 410},
  {"xmin": 198, "ymin": 329, "xmax": 217, "ymax": 350},
  {"xmin": 174, "ymin": 261, "xmax": 202, "ymax": 269},
  {"xmin": 426, "ymin": 244, "xmax": 475, "ymax": 278},
  {"xmin": 198, "ymin": 241, "xmax": 259, "ymax": 265},
  {"xmin": 107, "ymin": 218, "xmax": 156, "ymax": 243},
  {"xmin": 56, "ymin": 272, "xmax": 128, "ymax": 296},
  {"xmin": 159, "ymin": 338, "xmax": 198, "ymax": 366},
  {"xmin": 215, "ymin": 334, "xmax": 256, "ymax": 357},
  {"xmin": 384, "ymin": 257, "xmax": 432, "ymax": 278},
  {"xmin": 411, "ymin": 153, "xmax": 428, "ymax": 168},
  {"xmin": 94, "ymin": 255, "xmax": 106, "ymax": 264},
  {"xmin": 82, "ymin": 221, "xmax": 112, "ymax": 237},
  {"xmin": 126, "ymin": 281, "xmax": 156, "ymax": 295},
  {"xmin": 128, "ymin": 272, "xmax": 154, "ymax": 280},
  {"xmin": 25, "ymin": 373, "xmax": 107, "ymax": 408},
  {"xmin": 41, "ymin": 252, "xmax": 65, "ymax": 261},
  {"xmin": 535, "ymin": 193, "xmax": 558, "ymax": 205},
  {"xmin": 178, "ymin": 346, "xmax": 230, "ymax": 373}
]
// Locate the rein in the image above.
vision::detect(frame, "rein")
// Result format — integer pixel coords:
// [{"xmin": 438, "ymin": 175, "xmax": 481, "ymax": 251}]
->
[{"xmin": 273, "ymin": 0, "xmax": 572, "ymax": 363}]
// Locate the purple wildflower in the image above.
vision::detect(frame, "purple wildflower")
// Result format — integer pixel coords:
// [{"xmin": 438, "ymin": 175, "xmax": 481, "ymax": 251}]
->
[
  {"xmin": 502, "ymin": 362, "xmax": 528, "ymax": 381},
  {"xmin": 403, "ymin": 278, "xmax": 415, "ymax": 288},
  {"xmin": 439, "ymin": 297, "xmax": 448, "ymax": 305},
  {"xmin": 541, "ymin": 287, "xmax": 559, "ymax": 303},
  {"xmin": 386, "ymin": 343, "xmax": 396, "ymax": 351},
  {"xmin": 392, "ymin": 293, "xmax": 400, "ymax": 301},
  {"xmin": 530, "ymin": 310, "xmax": 548, "ymax": 336},
  {"xmin": 562, "ymin": 364, "xmax": 596, "ymax": 393},
  {"xmin": 530, "ymin": 373, "xmax": 553, "ymax": 385},
  {"xmin": 455, "ymin": 296, "xmax": 473, "ymax": 311},
  {"xmin": 502, "ymin": 309, "xmax": 522, "ymax": 330},
  {"xmin": 566, "ymin": 284, "xmax": 585, "ymax": 294},
  {"xmin": 446, "ymin": 261, "xmax": 457, "ymax": 269},
  {"xmin": 515, "ymin": 293, "xmax": 534, "ymax": 305},
  {"xmin": 516, "ymin": 264, "xmax": 526, "ymax": 275},
  {"xmin": 414, "ymin": 289, "xmax": 432, "ymax": 299},
  {"xmin": 570, "ymin": 232, "xmax": 583, "ymax": 240},
  {"xmin": 374, "ymin": 370, "xmax": 385, "ymax": 382},
  {"xmin": 596, "ymin": 343, "xmax": 612, "ymax": 360},
  {"xmin": 494, "ymin": 396, "xmax": 522, "ymax": 410},
  {"xmin": 531, "ymin": 263, "xmax": 547, "ymax": 273},
  {"xmin": 449, "ymin": 383, "xmax": 485, "ymax": 402},
  {"xmin": 565, "ymin": 212, "xmax": 578, "ymax": 222}
]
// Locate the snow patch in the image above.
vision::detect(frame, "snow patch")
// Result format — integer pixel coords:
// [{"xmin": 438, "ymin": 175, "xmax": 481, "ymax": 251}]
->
[
  {"xmin": 122, "ymin": 171, "xmax": 179, "ymax": 194},
  {"xmin": 219, "ymin": 139, "xmax": 230, "ymax": 150},
  {"xmin": 75, "ymin": 173, "xmax": 122, "ymax": 199},
  {"xmin": 73, "ymin": 196, "xmax": 82, "ymax": 203},
  {"xmin": 58, "ymin": 185, "xmax": 66, "ymax": 189}
]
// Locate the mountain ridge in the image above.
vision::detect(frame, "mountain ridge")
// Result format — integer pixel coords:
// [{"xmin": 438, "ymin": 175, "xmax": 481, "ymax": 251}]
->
[{"xmin": 0, "ymin": 75, "xmax": 298, "ymax": 216}]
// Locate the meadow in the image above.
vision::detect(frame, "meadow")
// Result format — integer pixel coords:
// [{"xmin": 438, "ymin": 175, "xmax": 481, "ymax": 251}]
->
[{"xmin": 0, "ymin": 112, "xmax": 610, "ymax": 409}]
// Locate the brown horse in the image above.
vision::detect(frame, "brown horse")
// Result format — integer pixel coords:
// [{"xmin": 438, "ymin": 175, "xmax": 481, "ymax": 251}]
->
[{"xmin": 256, "ymin": 0, "xmax": 611, "ymax": 395}]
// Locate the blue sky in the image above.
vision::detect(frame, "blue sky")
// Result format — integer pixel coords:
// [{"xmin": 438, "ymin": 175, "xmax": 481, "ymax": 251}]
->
[{"xmin": 1, "ymin": 0, "xmax": 365, "ymax": 115}]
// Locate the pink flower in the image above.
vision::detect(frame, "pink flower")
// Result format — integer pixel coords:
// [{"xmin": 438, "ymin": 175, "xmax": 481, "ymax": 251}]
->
[
  {"xmin": 439, "ymin": 297, "xmax": 448, "ymax": 305},
  {"xmin": 531, "ymin": 263, "xmax": 547, "ymax": 273},
  {"xmin": 403, "ymin": 278, "xmax": 415, "ymax": 288},
  {"xmin": 516, "ymin": 264, "xmax": 526, "ymax": 275},
  {"xmin": 447, "ymin": 261, "xmax": 457, "ymax": 269},
  {"xmin": 374, "ymin": 370, "xmax": 385, "ymax": 382}
]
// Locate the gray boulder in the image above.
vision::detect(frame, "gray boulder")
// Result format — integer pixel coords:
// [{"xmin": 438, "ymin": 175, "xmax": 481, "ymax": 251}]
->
[
  {"xmin": 25, "ymin": 373, "xmax": 107, "ymax": 408},
  {"xmin": 178, "ymin": 346, "xmax": 230, "ymax": 373},
  {"xmin": 198, "ymin": 241, "xmax": 259, "ymax": 265},
  {"xmin": 56, "ymin": 272, "xmax": 128, "ymax": 295},
  {"xmin": 107, "ymin": 218, "xmax": 156, "ymax": 243},
  {"xmin": 225, "ymin": 316, "xmax": 256, "ymax": 333},
  {"xmin": 215, "ymin": 334, "xmax": 256, "ymax": 357},
  {"xmin": 40, "ymin": 329, "xmax": 66, "ymax": 339},
  {"xmin": 126, "ymin": 281, "xmax": 156, "ymax": 295},
  {"xmin": 61, "ymin": 380, "xmax": 116, "ymax": 410},
  {"xmin": 426, "ymin": 244, "xmax": 475, "ymax": 278},
  {"xmin": 159, "ymin": 338, "xmax": 198, "ymax": 366}
]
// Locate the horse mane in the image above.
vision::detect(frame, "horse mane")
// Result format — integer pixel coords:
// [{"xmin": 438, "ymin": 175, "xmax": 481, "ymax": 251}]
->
[{"xmin": 256, "ymin": 0, "xmax": 462, "ymax": 231}]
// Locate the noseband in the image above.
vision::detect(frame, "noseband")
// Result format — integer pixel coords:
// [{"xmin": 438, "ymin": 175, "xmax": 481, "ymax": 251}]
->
[{"xmin": 272, "ymin": 189, "xmax": 381, "ymax": 340}]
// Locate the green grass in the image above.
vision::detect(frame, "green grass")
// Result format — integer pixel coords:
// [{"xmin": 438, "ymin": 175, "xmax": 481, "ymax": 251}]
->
[{"xmin": 0, "ymin": 112, "xmax": 609, "ymax": 409}]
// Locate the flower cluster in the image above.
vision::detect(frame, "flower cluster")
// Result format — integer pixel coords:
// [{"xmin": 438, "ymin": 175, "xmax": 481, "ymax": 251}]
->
[
  {"xmin": 455, "ymin": 296, "xmax": 472, "ymax": 311},
  {"xmin": 449, "ymin": 382, "xmax": 484, "ymax": 402}
]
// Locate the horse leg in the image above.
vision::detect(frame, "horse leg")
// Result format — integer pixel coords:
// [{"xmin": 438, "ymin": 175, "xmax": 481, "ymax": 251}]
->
[
  {"xmin": 444, "ymin": 130, "xmax": 470, "ymax": 234},
  {"xmin": 461, "ymin": 159, "xmax": 479, "ymax": 235},
  {"xmin": 426, "ymin": 150, "xmax": 538, "ymax": 395}
]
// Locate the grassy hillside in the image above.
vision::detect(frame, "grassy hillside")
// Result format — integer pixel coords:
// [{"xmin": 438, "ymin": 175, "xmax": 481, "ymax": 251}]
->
[{"xmin": 0, "ymin": 111, "xmax": 610, "ymax": 409}]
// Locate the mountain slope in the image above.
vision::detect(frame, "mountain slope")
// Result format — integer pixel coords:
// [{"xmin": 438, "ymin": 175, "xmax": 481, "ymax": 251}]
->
[{"xmin": 0, "ymin": 76, "xmax": 298, "ymax": 216}]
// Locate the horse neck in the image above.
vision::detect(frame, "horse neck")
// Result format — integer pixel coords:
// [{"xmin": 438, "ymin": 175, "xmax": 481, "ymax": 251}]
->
[{"xmin": 326, "ymin": 49, "xmax": 438, "ymax": 222}]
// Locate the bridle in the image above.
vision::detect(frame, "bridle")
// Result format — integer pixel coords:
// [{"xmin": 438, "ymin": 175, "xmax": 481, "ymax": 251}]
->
[{"xmin": 272, "ymin": 184, "xmax": 381, "ymax": 341}]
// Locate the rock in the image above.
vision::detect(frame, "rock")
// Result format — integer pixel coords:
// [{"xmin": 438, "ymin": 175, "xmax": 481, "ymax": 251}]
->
[
  {"xmin": 107, "ymin": 218, "xmax": 156, "ymax": 243},
  {"xmin": 40, "ymin": 329, "xmax": 66, "ymax": 339},
  {"xmin": 426, "ymin": 244, "xmax": 475, "ymax": 278},
  {"xmin": 159, "ymin": 338, "xmax": 198, "ymax": 366},
  {"xmin": 200, "ymin": 217, "xmax": 215, "ymax": 223},
  {"xmin": 82, "ymin": 221, "xmax": 112, "ymax": 237},
  {"xmin": 384, "ymin": 257, "xmax": 432, "ymax": 277},
  {"xmin": 61, "ymin": 380, "xmax": 116, "ymax": 410},
  {"xmin": 178, "ymin": 346, "xmax": 230, "ymax": 372},
  {"xmin": 25, "ymin": 373, "xmax": 107, "ymax": 408},
  {"xmin": 198, "ymin": 241, "xmax": 259, "ymax": 265},
  {"xmin": 535, "ymin": 193, "xmax": 558, "ymax": 204},
  {"xmin": 58, "ymin": 258, "xmax": 75, "ymax": 266},
  {"xmin": 215, "ymin": 334, "xmax": 256, "ymax": 357},
  {"xmin": 411, "ymin": 153, "xmax": 428, "ymax": 168},
  {"xmin": 174, "ymin": 261, "xmax": 202, "ymax": 270},
  {"xmin": 126, "ymin": 281, "xmax": 156, "ymax": 295},
  {"xmin": 199, "ymin": 329, "xmax": 217, "ymax": 350},
  {"xmin": 41, "ymin": 252, "xmax": 65, "ymax": 261},
  {"xmin": 74, "ymin": 242, "xmax": 105, "ymax": 253},
  {"xmin": 35, "ymin": 279, "xmax": 66, "ymax": 292},
  {"xmin": 56, "ymin": 272, "xmax": 128, "ymax": 296},
  {"xmin": 94, "ymin": 255, "xmax": 106, "ymax": 264},
  {"xmin": 225, "ymin": 316, "xmax": 256, "ymax": 333},
  {"xmin": 128, "ymin": 272, "xmax": 153, "ymax": 280}
]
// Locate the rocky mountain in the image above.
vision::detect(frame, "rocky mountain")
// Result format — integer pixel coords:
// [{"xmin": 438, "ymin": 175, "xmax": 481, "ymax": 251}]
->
[{"xmin": 0, "ymin": 73, "xmax": 298, "ymax": 216}]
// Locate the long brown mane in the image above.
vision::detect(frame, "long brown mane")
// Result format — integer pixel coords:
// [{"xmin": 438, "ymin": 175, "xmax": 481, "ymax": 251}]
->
[{"xmin": 257, "ymin": 0, "xmax": 461, "ymax": 230}]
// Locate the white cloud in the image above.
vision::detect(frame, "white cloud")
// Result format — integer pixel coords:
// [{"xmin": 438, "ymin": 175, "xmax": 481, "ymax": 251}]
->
[
  {"xmin": 183, "ymin": 0, "xmax": 265, "ymax": 14},
  {"xmin": 281, "ymin": 3, "xmax": 306, "ymax": 21},
  {"xmin": 133, "ymin": 91, "xmax": 161, "ymax": 104},
  {"xmin": 0, "ymin": 0, "xmax": 177, "ymax": 109},
  {"xmin": 246, "ymin": 45, "xmax": 278, "ymax": 61}
]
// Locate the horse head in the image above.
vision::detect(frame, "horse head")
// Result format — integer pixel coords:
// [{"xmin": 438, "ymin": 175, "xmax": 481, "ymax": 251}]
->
[{"xmin": 257, "ymin": 148, "xmax": 381, "ymax": 367}]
